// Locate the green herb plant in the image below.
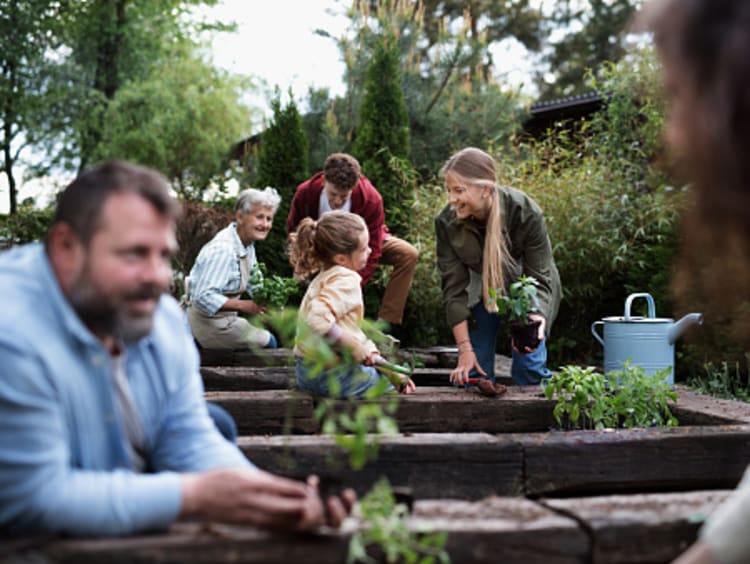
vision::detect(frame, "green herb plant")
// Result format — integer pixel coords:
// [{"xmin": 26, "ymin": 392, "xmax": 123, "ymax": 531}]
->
[
  {"xmin": 249, "ymin": 261, "xmax": 300, "ymax": 309},
  {"xmin": 348, "ymin": 478, "xmax": 449, "ymax": 564},
  {"xmin": 544, "ymin": 361, "xmax": 678, "ymax": 430},
  {"xmin": 490, "ymin": 275, "xmax": 540, "ymax": 323}
]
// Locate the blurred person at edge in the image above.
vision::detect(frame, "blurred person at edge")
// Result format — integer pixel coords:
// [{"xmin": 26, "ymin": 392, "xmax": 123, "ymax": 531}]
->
[{"xmin": 643, "ymin": 1, "xmax": 750, "ymax": 563}]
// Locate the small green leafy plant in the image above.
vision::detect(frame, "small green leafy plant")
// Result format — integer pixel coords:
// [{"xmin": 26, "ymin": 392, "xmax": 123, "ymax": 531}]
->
[
  {"xmin": 348, "ymin": 478, "xmax": 449, "ymax": 564},
  {"xmin": 249, "ymin": 261, "xmax": 300, "ymax": 309},
  {"xmin": 490, "ymin": 275, "xmax": 540, "ymax": 323},
  {"xmin": 544, "ymin": 361, "xmax": 678, "ymax": 430},
  {"xmin": 543, "ymin": 365, "xmax": 608, "ymax": 429}
]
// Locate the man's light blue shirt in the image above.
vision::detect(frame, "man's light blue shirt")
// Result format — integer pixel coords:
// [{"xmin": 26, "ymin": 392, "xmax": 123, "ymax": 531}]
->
[
  {"xmin": 0, "ymin": 243, "xmax": 252, "ymax": 536},
  {"xmin": 188, "ymin": 223, "xmax": 258, "ymax": 315}
]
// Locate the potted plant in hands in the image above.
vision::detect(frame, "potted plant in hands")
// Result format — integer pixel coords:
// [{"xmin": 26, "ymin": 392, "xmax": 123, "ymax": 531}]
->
[{"xmin": 491, "ymin": 275, "xmax": 542, "ymax": 353}]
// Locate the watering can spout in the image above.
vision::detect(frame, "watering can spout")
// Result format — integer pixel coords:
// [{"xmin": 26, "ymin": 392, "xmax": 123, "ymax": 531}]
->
[{"xmin": 668, "ymin": 313, "xmax": 703, "ymax": 345}]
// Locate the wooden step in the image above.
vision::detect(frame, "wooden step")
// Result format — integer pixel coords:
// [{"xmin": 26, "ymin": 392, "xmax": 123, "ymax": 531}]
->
[
  {"xmin": 205, "ymin": 386, "xmax": 744, "ymax": 436},
  {"xmin": 6, "ymin": 490, "xmax": 729, "ymax": 563},
  {"xmin": 206, "ymin": 386, "xmax": 557, "ymax": 435},
  {"xmin": 200, "ymin": 365, "xmax": 513, "ymax": 391},
  {"xmin": 198, "ymin": 345, "xmax": 513, "ymax": 374},
  {"xmin": 238, "ymin": 427, "xmax": 750, "ymax": 499}
]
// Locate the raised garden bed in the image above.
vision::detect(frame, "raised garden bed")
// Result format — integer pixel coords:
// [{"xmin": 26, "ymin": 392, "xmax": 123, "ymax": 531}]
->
[{"xmin": 6, "ymin": 347, "xmax": 746, "ymax": 563}]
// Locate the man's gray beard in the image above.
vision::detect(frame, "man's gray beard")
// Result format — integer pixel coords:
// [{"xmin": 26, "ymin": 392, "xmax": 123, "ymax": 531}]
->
[
  {"xmin": 115, "ymin": 309, "xmax": 156, "ymax": 344},
  {"xmin": 68, "ymin": 278, "xmax": 160, "ymax": 344}
]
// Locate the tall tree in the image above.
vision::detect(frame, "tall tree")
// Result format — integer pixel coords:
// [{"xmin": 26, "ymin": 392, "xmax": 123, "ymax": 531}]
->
[
  {"xmin": 256, "ymin": 88, "xmax": 309, "ymax": 276},
  {"xmin": 95, "ymin": 49, "xmax": 252, "ymax": 199},
  {"xmin": 0, "ymin": 0, "xmax": 68, "ymax": 214},
  {"xmin": 320, "ymin": 0, "xmax": 524, "ymax": 178},
  {"xmin": 536, "ymin": 0, "xmax": 642, "ymax": 100},
  {"xmin": 57, "ymin": 0, "xmax": 226, "ymax": 174},
  {"xmin": 352, "ymin": 24, "xmax": 411, "ymax": 235}
]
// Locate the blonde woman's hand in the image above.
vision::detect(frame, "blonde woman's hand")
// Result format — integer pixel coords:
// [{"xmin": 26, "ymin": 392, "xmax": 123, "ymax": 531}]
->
[
  {"xmin": 450, "ymin": 349, "xmax": 486, "ymax": 385},
  {"xmin": 511, "ymin": 314, "xmax": 547, "ymax": 353}
]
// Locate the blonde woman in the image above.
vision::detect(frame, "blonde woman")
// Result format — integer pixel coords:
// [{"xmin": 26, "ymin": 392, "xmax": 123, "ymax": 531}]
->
[{"xmin": 436, "ymin": 147, "xmax": 561, "ymax": 389}]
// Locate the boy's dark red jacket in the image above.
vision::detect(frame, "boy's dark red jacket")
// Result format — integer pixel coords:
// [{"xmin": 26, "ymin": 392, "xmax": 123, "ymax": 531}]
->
[{"xmin": 286, "ymin": 171, "xmax": 390, "ymax": 285}]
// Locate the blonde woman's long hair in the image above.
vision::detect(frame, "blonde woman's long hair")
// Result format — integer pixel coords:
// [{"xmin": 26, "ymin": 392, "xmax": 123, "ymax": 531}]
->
[{"xmin": 441, "ymin": 147, "xmax": 514, "ymax": 312}]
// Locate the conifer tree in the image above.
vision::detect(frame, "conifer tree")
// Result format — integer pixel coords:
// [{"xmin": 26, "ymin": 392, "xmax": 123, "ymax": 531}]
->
[
  {"xmin": 256, "ymin": 87, "xmax": 309, "ymax": 276},
  {"xmin": 352, "ymin": 27, "xmax": 412, "ymax": 235}
]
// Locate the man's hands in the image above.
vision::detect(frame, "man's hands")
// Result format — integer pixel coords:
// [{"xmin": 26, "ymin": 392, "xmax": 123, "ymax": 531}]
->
[{"xmin": 181, "ymin": 468, "xmax": 356, "ymax": 531}]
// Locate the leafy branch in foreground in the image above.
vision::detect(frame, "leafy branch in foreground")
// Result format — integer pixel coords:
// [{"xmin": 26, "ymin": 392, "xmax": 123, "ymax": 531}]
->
[
  {"xmin": 262, "ymin": 309, "xmax": 448, "ymax": 562},
  {"xmin": 348, "ymin": 478, "xmax": 449, "ymax": 564}
]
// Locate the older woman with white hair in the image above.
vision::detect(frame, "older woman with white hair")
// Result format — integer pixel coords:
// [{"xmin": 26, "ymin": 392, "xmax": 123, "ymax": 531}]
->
[{"xmin": 187, "ymin": 187, "xmax": 282, "ymax": 349}]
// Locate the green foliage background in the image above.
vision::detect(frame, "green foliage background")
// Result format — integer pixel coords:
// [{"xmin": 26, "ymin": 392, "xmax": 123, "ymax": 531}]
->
[
  {"xmin": 352, "ymin": 26, "xmax": 411, "ymax": 236},
  {"xmin": 254, "ymin": 89, "xmax": 309, "ymax": 279}
]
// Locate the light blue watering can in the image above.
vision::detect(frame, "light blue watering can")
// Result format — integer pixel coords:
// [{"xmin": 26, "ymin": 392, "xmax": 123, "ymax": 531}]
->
[{"xmin": 591, "ymin": 293, "xmax": 702, "ymax": 385}]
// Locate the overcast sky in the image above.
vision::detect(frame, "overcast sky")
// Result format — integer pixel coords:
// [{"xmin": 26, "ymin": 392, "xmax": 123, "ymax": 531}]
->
[
  {"xmin": 197, "ymin": 0, "xmax": 351, "ymax": 119},
  {"xmin": 0, "ymin": 0, "xmax": 539, "ymax": 212},
  {"xmin": 198, "ymin": 0, "xmax": 538, "ymax": 119}
]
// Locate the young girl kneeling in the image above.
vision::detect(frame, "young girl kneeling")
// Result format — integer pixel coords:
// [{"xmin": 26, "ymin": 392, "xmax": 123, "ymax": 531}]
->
[{"xmin": 289, "ymin": 210, "xmax": 415, "ymax": 398}]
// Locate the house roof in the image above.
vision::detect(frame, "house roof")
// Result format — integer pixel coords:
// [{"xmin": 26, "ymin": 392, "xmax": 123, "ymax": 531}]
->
[{"xmin": 523, "ymin": 91, "xmax": 606, "ymax": 136}]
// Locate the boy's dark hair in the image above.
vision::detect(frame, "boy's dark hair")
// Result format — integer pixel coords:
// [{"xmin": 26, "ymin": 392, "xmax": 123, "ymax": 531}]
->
[{"xmin": 323, "ymin": 153, "xmax": 361, "ymax": 191}]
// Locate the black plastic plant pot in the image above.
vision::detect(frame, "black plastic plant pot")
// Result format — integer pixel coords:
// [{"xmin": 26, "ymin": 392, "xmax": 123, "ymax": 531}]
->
[{"xmin": 510, "ymin": 319, "xmax": 542, "ymax": 352}]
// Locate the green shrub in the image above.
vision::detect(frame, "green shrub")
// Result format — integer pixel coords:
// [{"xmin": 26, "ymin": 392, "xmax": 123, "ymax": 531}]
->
[
  {"xmin": 499, "ymin": 47, "xmax": 685, "ymax": 366},
  {"xmin": 686, "ymin": 357, "xmax": 750, "ymax": 402},
  {"xmin": 348, "ymin": 478, "xmax": 449, "ymax": 564},
  {"xmin": 0, "ymin": 207, "xmax": 54, "ymax": 249}
]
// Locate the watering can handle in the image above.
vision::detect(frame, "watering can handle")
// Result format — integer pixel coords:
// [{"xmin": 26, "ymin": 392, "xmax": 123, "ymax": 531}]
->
[
  {"xmin": 624, "ymin": 293, "xmax": 656, "ymax": 320},
  {"xmin": 591, "ymin": 321, "xmax": 605, "ymax": 346}
]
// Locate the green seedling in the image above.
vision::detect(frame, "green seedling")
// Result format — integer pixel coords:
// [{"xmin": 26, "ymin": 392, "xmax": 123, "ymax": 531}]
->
[
  {"xmin": 348, "ymin": 478, "xmax": 449, "ymax": 564},
  {"xmin": 490, "ymin": 275, "xmax": 540, "ymax": 323}
]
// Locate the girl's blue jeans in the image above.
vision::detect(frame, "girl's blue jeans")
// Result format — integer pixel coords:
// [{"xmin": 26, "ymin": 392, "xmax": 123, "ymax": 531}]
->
[
  {"xmin": 295, "ymin": 357, "xmax": 394, "ymax": 398},
  {"xmin": 468, "ymin": 302, "xmax": 552, "ymax": 385}
]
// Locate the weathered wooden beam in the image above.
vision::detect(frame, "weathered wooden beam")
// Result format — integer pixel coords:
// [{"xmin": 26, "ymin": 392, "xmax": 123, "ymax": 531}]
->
[
  {"xmin": 519, "ymin": 425, "xmax": 750, "ymax": 496},
  {"xmin": 201, "ymin": 366, "xmax": 294, "ymax": 391},
  {"xmin": 239, "ymin": 433, "xmax": 525, "ymax": 499},
  {"xmin": 198, "ymin": 347, "xmax": 294, "ymax": 367},
  {"xmin": 198, "ymin": 345, "xmax": 512, "ymax": 375},
  {"xmin": 5, "ymin": 491, "xmax": 730, "ymax": 564},
  {"xmin": 674, "ymin": 387, "xmax": 750, "ymax": 424},
  {"xmin": 200, "ymin": 365, "xmax": 493, "ymax": 391},
  {"xmin": 238, "ymin": 427, "xmax": 750, "ymax": 500},
  {"xmin": 206, "ymin": 386, "xmax": 746, "ymax": 436},
  {"xmin": 542, "ymin": 490, "xmax": 731, "ymax": 564},
  {"xmin": 410, "ymin": 497, "xmax": 589, "ymax": 564},
  {"xmin": 206, "ymin": 387, "xmax": 557, "ymax": 436}
]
